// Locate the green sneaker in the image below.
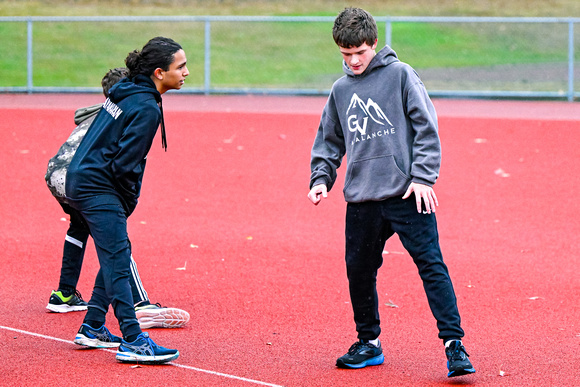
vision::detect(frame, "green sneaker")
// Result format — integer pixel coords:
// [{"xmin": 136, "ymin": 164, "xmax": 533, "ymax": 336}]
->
[{"xmin": 46, "ymin": 290, "xmax": 88, "ymax": 313}]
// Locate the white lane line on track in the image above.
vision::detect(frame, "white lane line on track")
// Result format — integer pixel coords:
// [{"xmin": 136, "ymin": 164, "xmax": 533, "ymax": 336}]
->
[{"xmin": 1, "ymin": 325, "xmax": 284, "ymax": 387}]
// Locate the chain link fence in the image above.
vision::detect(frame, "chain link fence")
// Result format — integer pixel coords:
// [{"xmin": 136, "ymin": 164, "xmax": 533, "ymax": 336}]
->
[{"xmin": 0, "ymin": 16, "xmax": 578, "ymax": 100}]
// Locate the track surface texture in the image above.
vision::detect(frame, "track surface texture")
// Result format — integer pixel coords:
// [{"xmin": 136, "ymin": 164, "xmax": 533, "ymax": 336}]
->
[{"xmin": 1, "ymin": 94, "xmax": 579, "ymax": 386}]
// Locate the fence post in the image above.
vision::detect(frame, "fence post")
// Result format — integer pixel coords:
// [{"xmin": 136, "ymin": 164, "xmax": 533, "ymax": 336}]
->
[
  {"xmin": 204, "ymin": 18, "xmax": 211, "ymax": 95},
  {"xmin": 27, "ymin": 18, "xmax": 33, "ymax": 94},
  {"xmin": 385, "ymin": 19, "xmax": 392, "ymax": 47},
  {"xmin": 568, "ymin": 20, "xmax": 575, "ymax": 102}
]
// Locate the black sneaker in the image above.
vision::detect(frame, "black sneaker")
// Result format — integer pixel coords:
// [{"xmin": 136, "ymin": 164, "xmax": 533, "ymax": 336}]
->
[
  {"xmin": 336, "ymin": 340, "xmax": 384, "ymax": 369},
  {"xmin": 46, "ymin": 289, "xmax": 88, "ymax": 313},
  {"xmin": 446, "ymin": 340, "xmax": 475, "ymax": 377}
]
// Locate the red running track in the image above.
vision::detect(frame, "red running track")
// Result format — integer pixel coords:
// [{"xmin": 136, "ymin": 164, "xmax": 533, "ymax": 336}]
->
[{"xmin": 0, "ymin": 94, "xmax": 579, "ymax": 386}]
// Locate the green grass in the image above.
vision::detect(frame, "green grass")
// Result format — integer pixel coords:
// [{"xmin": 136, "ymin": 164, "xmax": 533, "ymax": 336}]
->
[
  {"xmin": 392, "ymin": 22, "xmax": 571, "ymax": 68},
  {"xmin": 1, "ymin": 0, "xmax": 578, "ymax": 17},
  {"xmin": 0, "ymin": 0, "xmax": 578, "ymax": 89},
  {"xmin": 0, "ymin": 22, "xmax": 28, "ymax": 85}
]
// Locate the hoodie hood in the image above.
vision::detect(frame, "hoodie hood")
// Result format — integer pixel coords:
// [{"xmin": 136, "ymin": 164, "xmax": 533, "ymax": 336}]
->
[
  {"xmin": 342, "ymin": 45, "xmax": 400, "ymax": 78},
  {"xmin": 73, "ymin": 103, "xmax": 102, "ymax": 125},
  {"xmin": 108, "ymin": 74, "xmax": 161, "ymax": 104}
]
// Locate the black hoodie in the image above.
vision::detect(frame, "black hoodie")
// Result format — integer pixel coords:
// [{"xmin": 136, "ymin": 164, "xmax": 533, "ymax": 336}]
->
[{"xmin": 65, "ymin": 75, "xmax": 163, "ymax": 215}]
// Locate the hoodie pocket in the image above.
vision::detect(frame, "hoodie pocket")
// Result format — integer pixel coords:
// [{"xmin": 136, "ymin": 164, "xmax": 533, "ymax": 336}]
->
[{"xmin": 343, "ymin": 155, "xmax": 410, "ymax": 202}]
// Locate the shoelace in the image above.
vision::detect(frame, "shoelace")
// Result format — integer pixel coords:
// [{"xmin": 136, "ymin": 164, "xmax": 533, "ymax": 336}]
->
[
  {"xmin": 141, "ymin": 333, "xmax": 161, "ymax": 350},
  {"xmin": 348, "ymin": 341, "xmax": 372, "ymax": 354},
  {"xmin": 74, "ymin": 289, "xmax": 85, "ymax": 301},
  {"xmin": 449, "ymin": 344, "xmax": 470, "ymax": 361}
]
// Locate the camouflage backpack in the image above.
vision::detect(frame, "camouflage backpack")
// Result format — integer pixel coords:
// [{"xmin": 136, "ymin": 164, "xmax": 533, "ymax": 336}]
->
[{"xmin": 45, "ymin": 104, "xmax": 102, "ymax": 202}]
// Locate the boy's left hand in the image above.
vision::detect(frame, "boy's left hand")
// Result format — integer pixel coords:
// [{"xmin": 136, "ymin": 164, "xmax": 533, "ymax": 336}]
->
[{"xmin": 403, "ymin": 182, "xmax": 439, "ymax": 214}]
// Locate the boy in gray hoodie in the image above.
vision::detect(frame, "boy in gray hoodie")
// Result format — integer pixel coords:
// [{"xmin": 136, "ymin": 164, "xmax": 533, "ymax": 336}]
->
[{"xmin": 308, "ymin": 8, "xmax": 475, "ymax": 378}]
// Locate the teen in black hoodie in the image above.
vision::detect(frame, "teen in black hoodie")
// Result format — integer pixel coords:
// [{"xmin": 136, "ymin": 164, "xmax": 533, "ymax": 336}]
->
[
  {"xmin": 67, "ymin": 37, "xmax": 189, "ymax": 364},
  {"xmin": 45, "ymin": 67, "xmax": 190, "ymax": 330}
]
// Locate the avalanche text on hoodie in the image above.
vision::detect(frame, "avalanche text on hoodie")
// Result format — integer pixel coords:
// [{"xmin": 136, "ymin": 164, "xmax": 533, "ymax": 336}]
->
[
  {"xmin": 65, "ymin": 75, "xmax": 162, "ymax": 215},
  {"xmin": 310, "ymin": 45, "xmax": 441, "ymax": 203}
]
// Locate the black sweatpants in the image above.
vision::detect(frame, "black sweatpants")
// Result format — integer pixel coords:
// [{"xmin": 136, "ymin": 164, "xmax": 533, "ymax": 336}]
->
[
  {"xmin": 57, "ymin": 203, "xmax": 149, "ymax": 305},
  {"xmin": 345, "ymin": 196, "xmax": 464, "ymax": 342},
  {"xmin": 68, "ymin": 196, "xmax": 141, "ymax": 340}
]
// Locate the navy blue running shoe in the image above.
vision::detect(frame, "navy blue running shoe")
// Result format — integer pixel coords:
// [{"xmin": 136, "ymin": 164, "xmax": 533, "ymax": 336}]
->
[
  {"xmin": 116, "ymin": 332, "xmax": 179, "ymax": 364},
  {"xmin": 336, "ymin": 340, "xmax": 384, "ymax": 369},
  {"xmin": 446, "ymin": 340, "xmax": 476, "ymax": 377},
  {"xmin": 74, "ymin": 323, "xmax": 122, "ymax": 348}
]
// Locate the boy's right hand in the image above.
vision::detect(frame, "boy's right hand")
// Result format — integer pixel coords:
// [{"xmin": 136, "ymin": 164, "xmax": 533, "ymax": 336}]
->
[{"xmin": 308, "ymin": 184, "xmax": 328, "ymax": 205}]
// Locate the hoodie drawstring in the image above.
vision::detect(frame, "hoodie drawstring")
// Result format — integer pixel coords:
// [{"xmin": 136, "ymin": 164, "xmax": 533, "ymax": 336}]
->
[{"xmin": 158, "ymin": 101, "xmax": 167, "ymax": 151}]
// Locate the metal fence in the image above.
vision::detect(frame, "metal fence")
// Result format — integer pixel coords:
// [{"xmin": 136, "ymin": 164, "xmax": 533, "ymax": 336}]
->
[{"xmin": 0, "ymin": 15, "xmax": 578, "ymax": 101}]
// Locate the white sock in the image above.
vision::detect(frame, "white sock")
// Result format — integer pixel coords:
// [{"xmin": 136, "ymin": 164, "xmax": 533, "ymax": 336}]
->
[
  {"xmin": 368, "ymin": 338, "xmax": 380, "ymax": 347},
  {"xmin": 445, "ymin": 339, "xmax": 461, "ymax": 348}
]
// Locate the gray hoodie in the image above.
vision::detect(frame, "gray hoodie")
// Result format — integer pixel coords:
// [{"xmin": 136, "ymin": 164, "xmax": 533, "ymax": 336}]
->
[{"xmin": 310, "ymin": 45, "xmax": 440, "ymax": 203}]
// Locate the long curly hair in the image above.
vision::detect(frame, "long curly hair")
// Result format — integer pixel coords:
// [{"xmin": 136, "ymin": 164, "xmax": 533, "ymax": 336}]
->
[{"xmin": 125, "ymin": 36, "xmax": 182, "ymax": 78}]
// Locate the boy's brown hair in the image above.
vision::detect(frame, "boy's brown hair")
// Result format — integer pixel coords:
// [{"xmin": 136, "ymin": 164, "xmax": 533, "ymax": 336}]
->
[
  {"xmin": 332, "ymin": 7, "xmax": 378, "ymax": 48},
  {"xmin": 101, "ymin": 67, "xmax": 129, "ymax": 98}
]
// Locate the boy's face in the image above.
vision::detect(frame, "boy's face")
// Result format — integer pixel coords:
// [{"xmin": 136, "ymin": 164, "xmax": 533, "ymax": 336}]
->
[
  {"xmin": 157, "ymin": 49, "xmax": 190, "ymax": 94},
  {"xmin": 339, "ymin": 40, "xmax": 377, "ymax": 75}
]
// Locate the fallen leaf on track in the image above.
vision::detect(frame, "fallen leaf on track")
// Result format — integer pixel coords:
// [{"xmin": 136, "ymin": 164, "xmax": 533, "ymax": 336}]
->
[
  {"xmin": 223, "ymin": 134, "xmax": 236, "ymax": 143},
  {"xmin": 498, "ymin": 365, "xmax": 508, "ymax": 377},
  {"xmin": 385, "ymin": 300, "xmax": 399, "ymax": 308},
  {"xmin": 494, "ymin": 168, "xmax": 510, "ymax": 177}
]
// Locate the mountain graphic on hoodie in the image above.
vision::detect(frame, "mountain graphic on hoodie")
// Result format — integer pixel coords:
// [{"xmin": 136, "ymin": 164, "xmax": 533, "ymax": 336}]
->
[{"xmin": 347, "ymin": 93, "xmax": 393, "ymax": 135}]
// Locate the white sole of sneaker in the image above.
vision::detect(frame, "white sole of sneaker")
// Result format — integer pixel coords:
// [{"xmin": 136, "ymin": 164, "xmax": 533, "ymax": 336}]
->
[
  {"xmin": 46, "ymin": 303, "xmax": 88, "ymax": 313},
  {"xmin": 136, "ymin": 308, "xmax": 190, "ymax": 329},
  {"xmin": 74, "ymin": 334, "xmax": 121, "ymax": 348},
  {"xmin": 115, "ymin": 350, "xmax": 179, "ymax": 364}
]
